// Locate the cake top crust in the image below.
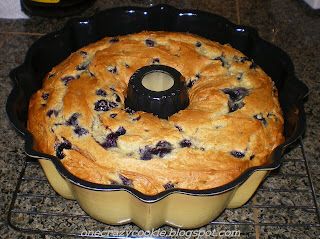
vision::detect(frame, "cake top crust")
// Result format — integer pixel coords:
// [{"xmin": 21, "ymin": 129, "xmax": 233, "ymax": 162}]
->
[{"xmin": 28, "ymin": 31, "xmax": 284, "ymax": 195}]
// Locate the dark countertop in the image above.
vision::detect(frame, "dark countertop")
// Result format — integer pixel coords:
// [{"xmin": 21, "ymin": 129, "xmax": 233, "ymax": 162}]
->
[{"xmin": 0, "ymin": 0, "xmax": 319, "ymax": 238}]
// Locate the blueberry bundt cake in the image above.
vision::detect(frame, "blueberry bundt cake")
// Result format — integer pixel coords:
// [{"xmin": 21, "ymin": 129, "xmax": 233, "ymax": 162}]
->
[{"xmin": 28, "ymin": 31, "xmax": 284, "ymax": 195}]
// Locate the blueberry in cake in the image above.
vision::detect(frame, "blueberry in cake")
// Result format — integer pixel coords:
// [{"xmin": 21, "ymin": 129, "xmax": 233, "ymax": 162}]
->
[{"xmin": 28, "ymin": 31, "xmax": 284, "ymax": 195}]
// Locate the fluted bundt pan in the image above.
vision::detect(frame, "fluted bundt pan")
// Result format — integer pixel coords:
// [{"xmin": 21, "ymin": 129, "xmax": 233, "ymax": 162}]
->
[{"xmin": 6, "ymin": 4, "xmax": 308, "ymax": 230}]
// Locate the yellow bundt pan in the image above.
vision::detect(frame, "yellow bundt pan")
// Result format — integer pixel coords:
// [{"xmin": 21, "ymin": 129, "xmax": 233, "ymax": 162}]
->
[{"xmin": 7, "ymin": 5, "xmax": 309, "ymax": 231}]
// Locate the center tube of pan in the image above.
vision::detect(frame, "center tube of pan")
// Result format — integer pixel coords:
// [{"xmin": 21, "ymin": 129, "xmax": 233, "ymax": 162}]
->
[
  {"xmin": 141, "ymin": 71, "xmax": 174, "ymax": 92},
  {"xmin": 125, "ymin": 65, "xmax": 189, "ymax": 119}
]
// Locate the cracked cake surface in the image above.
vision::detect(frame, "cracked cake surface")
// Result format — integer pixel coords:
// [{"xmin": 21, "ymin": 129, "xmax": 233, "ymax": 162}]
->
[{"xmin": 28, "ymin": 31, "xmax": 284, "ymax": 195}]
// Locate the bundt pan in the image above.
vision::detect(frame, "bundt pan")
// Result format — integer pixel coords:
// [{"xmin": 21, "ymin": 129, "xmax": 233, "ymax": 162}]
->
[{"xmin": 6, "ymin": 5, "xmax": 308, "ymax": 230}]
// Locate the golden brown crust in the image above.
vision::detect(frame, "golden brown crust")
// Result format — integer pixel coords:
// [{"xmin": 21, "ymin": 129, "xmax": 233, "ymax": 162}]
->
[{"xmin": 27, "ymin": 31, "xmax": 284, "ymax": 195}]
